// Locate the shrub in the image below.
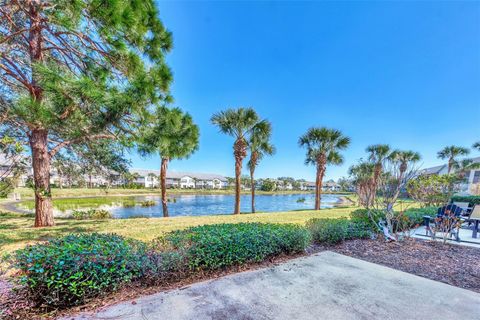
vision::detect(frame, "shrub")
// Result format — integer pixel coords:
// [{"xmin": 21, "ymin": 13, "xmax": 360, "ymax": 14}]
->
[
  {"xmin": 450, "ymin": 195, "xmax": 480, "ymax": 206},
  {"xmin": 12, "ymin": 233, "xmax": 147, "ymax": 307},
  {"xmin": 349, "ymin": 209, "xmax": 385, "ymax": 229},
  {"xmin": 161, "ymin": 223, "xmax": 311, "ymax": 271},
  {"xmin": 140, "ymin": 200, "xmax": 156, "ymax": 207},
  {"xmin": 71, "ymin": 209, "xmax": 112, "ymax": 220},
  {"xmin": 402, "ymin": 207, "xmax": 437, "ymax": 226},
  {"xmin": 306, "ymin": 218, "xmax": 373, "ymax": 244}
]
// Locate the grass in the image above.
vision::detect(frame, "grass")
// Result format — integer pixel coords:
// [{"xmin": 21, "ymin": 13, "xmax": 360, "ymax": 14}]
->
[{"xmin": 0, "ymin": 207, "xmax": 355, "ymax": 255}]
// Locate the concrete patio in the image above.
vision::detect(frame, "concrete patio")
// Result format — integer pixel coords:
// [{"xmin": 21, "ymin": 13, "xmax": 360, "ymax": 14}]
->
[
  {"xmin": 413, "ymin": 224, "xmax": 480, "ymax": 248},
  {"xmin": 67, "ymin": 251, "xmax": 480, "ymax": 320}
]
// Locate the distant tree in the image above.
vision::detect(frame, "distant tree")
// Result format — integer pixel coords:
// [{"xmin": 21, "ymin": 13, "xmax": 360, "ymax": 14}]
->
[
  {"xmin": 248, "ymin": 120, "xmax": 275, "ymax": 213},
  {"xmin": 337, "ymin": 177, "xmax": 351, "ymax": 192},
  {"xmin": 211, "ymin": 108, "xmax": 266, "ymax": 214},
  {"xmin": 138, "ymin": 106, "xmax": 199, "ymax": 217},
  {"xmin": 299, "ymin": 127, "xmax": 350, "ymax": 210},
  {"xmin": 0, "ymin": 136, "xmax": 27, "ymax": 197},
  {"xmin": 0, "ymin": 1, "xmax": 173, "ymax": 226},
  {"xmin": 437, "ymin": 146, "xmax": 470, "ymax": 174},
  {"xmin": 260, "ymin": 178, "xmax": 276, "ymax": 192}
]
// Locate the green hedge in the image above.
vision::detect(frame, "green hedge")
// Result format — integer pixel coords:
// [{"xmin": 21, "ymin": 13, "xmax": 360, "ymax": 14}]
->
[
  {"xmin": 13, "ymin": 233, "xmax": 147, "ymax": 307},
  {"xmin": 306, "ymin": 218, "xmax": 373, "ymax": 244},
  {"xmin": 451, "ymin": 196, "xmax": 480, "ymax": 206},
  {"xmin": 162, "ymin": 223, "xmax": 311, "ymax": 271},
  {"xmin": 71, "ymin": 209, "xmax": 112, "ymax": 220}
]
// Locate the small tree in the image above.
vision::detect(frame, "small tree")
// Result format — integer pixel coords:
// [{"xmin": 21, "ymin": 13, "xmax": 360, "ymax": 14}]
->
[
  {"xmin": 299, "ymin": 128, "xmax": 350, "ymax": 210},
  {"xmin": 248, "ymin": 120, "xmax": 275, "ymax": 213},
  {"xmin": 365, "ymin": 144, "xmax": 391, "ymax": 205},
  {"xmin": 349, "ymin": 161, "xmax": 376, "ymax": 207},
  {"xmin": 211, "ymin": 108, "xmax": 266, "ymax": 215},
  {"xmin": 407, "ymin": 174, "xmax": 462, "ymax": 208},
  {"xmin": 138, "ymin": 106, "xmax": 199, "ymax": 217},
  {"xmin": 437, "ymin": 145, "xmax": 470, "ymax": 174},
  {"xmin": 473, "ymin": 141, "xmax": 480, "ymax": 152}
]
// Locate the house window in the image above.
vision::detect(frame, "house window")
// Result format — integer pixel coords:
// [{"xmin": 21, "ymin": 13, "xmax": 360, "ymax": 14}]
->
[{"xmin": 473, "ymin": 170, "xmax": 480, "ymax": 184}]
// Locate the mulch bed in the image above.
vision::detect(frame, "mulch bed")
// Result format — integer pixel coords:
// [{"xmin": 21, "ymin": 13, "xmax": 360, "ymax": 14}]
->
[
  {"xmin": 1, "ymin": 238, "xmax": 479, "ymax": 319},
  {"xmin": 326, "ymin": 238, "xmax": 480, "ymax": 293}
]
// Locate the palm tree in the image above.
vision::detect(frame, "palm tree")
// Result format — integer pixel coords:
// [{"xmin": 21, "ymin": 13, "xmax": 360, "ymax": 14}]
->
[
  {"xmin": 247, "ymin": 120, "xmax": 275, "ymax": 213},
  {"xmin": 211, "ymin": 107, "xmax": 263, "ymax": 214},
  {"xmin": 473, "ymin": 141, "xmax": 480, "ymax": 152},
  {"xmin": 452, "ymin": 159, "xmax": 480, "ymax": 180},
  {"xmin": 366, "ymin": 144, "xmax": 391, "ymax": 205},
  {"xmin": 349, "ymin": 162, "xmax": 376, "ymax": 207},
  {"xmin": 299, "ymin": 127, "xmax": 350, "ymax": 210},
  {"xmin": 138, "ymin": 106, "xmax": 199, "ymax": 217},
  {"xmin": 437, "ymin": 145, "xmax": 470, "ymax": 174},
  {"xmin": 388, "ymin": 150, "xmax": 421, "ymax": 179}
]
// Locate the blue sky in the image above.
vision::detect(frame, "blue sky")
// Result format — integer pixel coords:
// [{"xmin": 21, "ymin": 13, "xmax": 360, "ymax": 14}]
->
[{"xmin": 129, "ymin": 0, "xmax": 480, "ymax": 181}]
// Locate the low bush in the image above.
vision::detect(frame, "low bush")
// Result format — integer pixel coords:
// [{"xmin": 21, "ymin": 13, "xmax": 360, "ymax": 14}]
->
[
  {"xmin": 71, "ymin": 209, "xmax": 112, "ymax": 220},
  {"xmin": 450, "ymin": 195, "xmax": 480, "ymax": 206},
  {"xmin": 161, "ymin": 223, "xmax": 311, "ymax": 271},
  {"xmin": 12, "ymin": 233, "xmax": 147, "ymax": 307},
  {"xmin": 402, "ymin": 207, "xmax": 437, "ymax": 226},
  {"xmin": 349, "ymin": 209, "xmax": 385, "ymax": 229},
  {"xmin": 306, "ymin": 218, "xmax": 373, "ymax": 244},
  {"xmin": 140, "ymin": 200, "xmax": 156, "ymax": 207}
]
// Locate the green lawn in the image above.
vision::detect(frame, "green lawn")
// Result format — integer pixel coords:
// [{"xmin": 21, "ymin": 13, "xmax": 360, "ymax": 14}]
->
[{"xmin": 0, "ymin": 207, "xmax": 355, "ymax": 254}]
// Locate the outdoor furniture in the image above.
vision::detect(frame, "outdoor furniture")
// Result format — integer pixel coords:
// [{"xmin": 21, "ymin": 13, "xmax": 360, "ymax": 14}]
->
[
  {"xmin": 452, "ymin": 201, "xmax": 472, "ymax": 216},
  {"xmin": 463, "ymin": 205, "xmax": 480, "ymax": 239},
  {"xmin": 423, "ymin": 204, "xmax": 463, "ymax": 241}
]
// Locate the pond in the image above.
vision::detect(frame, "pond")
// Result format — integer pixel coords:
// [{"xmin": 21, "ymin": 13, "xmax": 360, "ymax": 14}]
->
[{"xmin": 17, "ymin": 193, "xmax": 346, "ymax": 218}]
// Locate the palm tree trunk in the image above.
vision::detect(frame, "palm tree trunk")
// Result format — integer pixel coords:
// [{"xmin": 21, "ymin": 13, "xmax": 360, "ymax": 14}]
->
[
  {"xmin": 315, "ymin": 165, "xmax": 326, "ymax": 210},
  {"xmin": 250, "ymin": 166, "xmax": 256, "ymax": 213},
  {"xmin": 160, "ymin": 158, "xmax": 169, "ymax": 217},
  {"xmin": 234, "ymin": 156, "xmax": 242, "ymax": 214}
]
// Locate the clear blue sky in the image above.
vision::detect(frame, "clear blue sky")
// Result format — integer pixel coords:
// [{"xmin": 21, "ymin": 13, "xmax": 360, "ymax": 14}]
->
[{"xmin": 129, "ymin": 0, "xmax": 480, "ymax": 181}]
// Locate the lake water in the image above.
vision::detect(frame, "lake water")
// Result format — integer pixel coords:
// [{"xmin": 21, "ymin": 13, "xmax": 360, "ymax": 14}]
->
[{"xmin": 17, "ymin": 193, "xmax": 345, "ymax": 218}]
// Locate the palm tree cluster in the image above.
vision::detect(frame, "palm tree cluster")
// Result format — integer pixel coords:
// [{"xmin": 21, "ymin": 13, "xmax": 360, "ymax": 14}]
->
[
  {"xmin": 211, "ymin": 108, "xmax": 275, "ymax": 214},
  {"xmin": 349, "ymin": 145, "xmax": 421, "ymax": 208}
]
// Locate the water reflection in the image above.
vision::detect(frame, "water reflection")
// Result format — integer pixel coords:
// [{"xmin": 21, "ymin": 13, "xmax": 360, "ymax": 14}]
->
[{"xmin": 17, "ymin": 194, "xmax": 344, "ymax": 218}]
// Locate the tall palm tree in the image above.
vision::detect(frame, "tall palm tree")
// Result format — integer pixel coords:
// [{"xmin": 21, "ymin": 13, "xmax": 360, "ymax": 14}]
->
[
  {"xmin": 366, "ymin": 144, "xmax": 391, "ymax": 205},
  {"xmin": 211, "ymin": 107, "xmax": 263, "ymax": 214},
  {"xmin": 388, "ymin": 150, "xmax": 421, "ymax": 179},
  {"xmin": 437, "ymin": 145, "xmax": 470, "ymax": 174},
  {"xmin": 139, "ymin": 106, "xmax": 199, "ymax": 217},
  {"xmin": 299, "ymin": 127, "xmax": 350, "ymax": 210},
  {"xmin": 248, "ymin": 120, "xmax": 275, "ymax": 213}
]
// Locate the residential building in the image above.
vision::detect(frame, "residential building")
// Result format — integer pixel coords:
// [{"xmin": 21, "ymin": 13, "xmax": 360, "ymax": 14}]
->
[
  {"xmin": 130, "ymin": 169, "xmax": 228, "ymax": 189},
  {"xmin": 419, "ymin": 156, "xmax": 480, "ymax": 195}
]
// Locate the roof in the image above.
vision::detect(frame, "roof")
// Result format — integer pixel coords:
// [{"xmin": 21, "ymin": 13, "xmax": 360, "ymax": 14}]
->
[
  {"xmin": 130, "ymin": 169, "xmax": 227, "ymax": 181},
  {"xmin": 419, "ymin": 156, "xmax": 480, "ymax": 175}
]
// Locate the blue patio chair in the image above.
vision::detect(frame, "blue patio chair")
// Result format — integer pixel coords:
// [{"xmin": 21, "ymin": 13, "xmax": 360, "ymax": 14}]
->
[{"xmin": 423, "ymin": 204, "xmax": 463, "ymax": 241}]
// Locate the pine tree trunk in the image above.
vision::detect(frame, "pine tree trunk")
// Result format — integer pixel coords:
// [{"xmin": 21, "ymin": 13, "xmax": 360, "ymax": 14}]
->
[
  {"xmin": 250, "ymin": 166, "xmax": 256, "ymax": 213},
  {"xmin": 30, "ymin": 129, "xmax": 54, "ymax": 227},
  {"xmin": 161, "ymin": 158, "xmax": 169, "ymax": 217}
]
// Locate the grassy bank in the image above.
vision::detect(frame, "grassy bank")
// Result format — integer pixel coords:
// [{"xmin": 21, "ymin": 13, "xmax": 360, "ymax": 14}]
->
[
  {"xmin": 0, "ymin": 207, "xmax": 354, "ymax": 254},
  {"xmin": 12, "ymin": 187, "xmax": 352, "ymax": 199}
]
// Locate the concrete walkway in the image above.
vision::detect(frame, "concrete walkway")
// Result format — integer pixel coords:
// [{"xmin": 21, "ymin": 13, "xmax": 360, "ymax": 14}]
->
[{"xmin": 68, "ymin": 252, "xmax": 480, "ymax": 320}]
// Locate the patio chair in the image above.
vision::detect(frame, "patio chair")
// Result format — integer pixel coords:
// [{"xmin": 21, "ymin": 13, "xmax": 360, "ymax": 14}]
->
[
  {"xmin": 463, "ymin": 205, "xmax": 480, "ymax": 239},
  {"xmin": 423, "ymin": 204, "xmax": 463, "ymax": 241},
  {"xmin": 452, "ymin": 201, "xmax": 472, "ymax": 216}
]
